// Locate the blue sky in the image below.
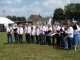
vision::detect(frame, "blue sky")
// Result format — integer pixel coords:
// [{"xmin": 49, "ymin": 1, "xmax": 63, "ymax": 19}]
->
[{"xmin": 0, "ymin": 0, "xmax": 80, "ymax": 19}]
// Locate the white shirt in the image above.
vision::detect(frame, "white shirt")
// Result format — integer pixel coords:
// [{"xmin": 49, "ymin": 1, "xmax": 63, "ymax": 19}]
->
[
  {"xmin": 25, "ymin": 26, "xmax": 31, "ymax": 34},
  {"xmin": 39, "ymin": 25, "xmax": 46, "ymax": 34},
  {"xmin": 67, "ymin": 27, "xmax": 73, "ymax": 38},
  {"xmin": 35, "ymin": 28, "xmax": 40, "ymax": 35},
  {"xmin": 6, "ymin": 26, "xmax": 13, "ymax": 34},
  {"xmin": 17, "ymin": 27, "xmax": 23, "ymax": 34},
  {"xmin": 30, "ymin": 29, "xmax": 35, "ymax": 36},
  {"xmin": 46, "ymin": 26, "xmax": 52, "ymax": 36},
  {"xmin": 74, "ymin": 25, "xmax": 80, "ymax": 35},
  {"xmin": 53, "ymin": 25, "xmax": 60, "ymax": 33},
  {"xmin": 13, "ymin": 26, "xmax": 18, "ymax": 33}
]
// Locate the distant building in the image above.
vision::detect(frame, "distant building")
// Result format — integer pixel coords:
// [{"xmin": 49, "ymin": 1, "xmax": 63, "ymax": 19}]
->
[
  {"xmin": 28, "ymin": 14, "xmax": 42, "ymax": 25},
  {"xmin": 28, "ymin": 14, "xmax": 52, "ymax": 25}
]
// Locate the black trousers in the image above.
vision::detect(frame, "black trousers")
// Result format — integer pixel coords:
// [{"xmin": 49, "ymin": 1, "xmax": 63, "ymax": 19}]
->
[
  {"xmin": 30, "ymin": 35, "xmax": 34, "ymax": 43},
  {"xmin": 52, "ymin": 34, "xmax": 60, "ymax": 46},
  {"xmin": 52, "ymin": 34, "xmax": 56, "ymax": 44},
  {"xmin": 35, "ymin": 35, "xmax": 39, "ymax": 44},
  {"xmin": 56, "ymin": 34, "xmax": 60, "ymax": 46},
  {"xmin": 25, "ymin": 33, "xmax": 30, "ymax": 44},
  {"xmin": 18, "ymin": 34, "xmax": 23, "ymax": 43},
  {"xmin": 46, "ymin": 36, "xmax": 51, "ymax": 45},
  {"xmin": 14, "ymin": 33, "xmax": 18, "ymax": 43}
]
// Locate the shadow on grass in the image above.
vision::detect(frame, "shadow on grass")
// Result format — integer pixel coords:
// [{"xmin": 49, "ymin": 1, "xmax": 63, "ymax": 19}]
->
[
  {"xmin": 3, "ymin": 42, "xmax": 27, "ymax": 44},
  {"xmin": 50, "ymin": 44, "xmax": 64, "ymax": 50}
]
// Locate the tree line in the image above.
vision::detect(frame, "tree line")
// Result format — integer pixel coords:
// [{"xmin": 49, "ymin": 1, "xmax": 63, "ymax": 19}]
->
[
  {"xmin": 6, "ymin": 15, "xmax": 26, "ymax": 22},
  {"xmin": 53, "ymin": 3, "xmax": 80, "ymax": 20}
]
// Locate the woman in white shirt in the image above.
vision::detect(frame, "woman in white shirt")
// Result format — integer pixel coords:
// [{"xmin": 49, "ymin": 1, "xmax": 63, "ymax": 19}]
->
[
  {"xmin": 6, "ymin": 24, "xmax": 13, "ymax": 44},
  {"xmin": 67, "ymin": 23, "xmax": 73, "ymax": 50},
  {"xmin": 46, "ymin": 24, "xmax": 52, "ymax": 45},
  {"xmin": 72, "ymin": 21, "xmax": 80, "ymax": 50},
  {"xmin": 30, "ymin": 27, "xmax": 35, "ymax": 44},
  {"xmin": 17, "ymin": 24, "xmax": 23, "ymax": 43},
  {"xmin": 35, "ymin": 26, "xmax": 40, "ymax": 44}
]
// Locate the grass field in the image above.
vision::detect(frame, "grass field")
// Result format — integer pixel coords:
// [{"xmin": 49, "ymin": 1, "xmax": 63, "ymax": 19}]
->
[{"xmin": 0, "ymin": 32, "xmax": 80, "ymax": 60}]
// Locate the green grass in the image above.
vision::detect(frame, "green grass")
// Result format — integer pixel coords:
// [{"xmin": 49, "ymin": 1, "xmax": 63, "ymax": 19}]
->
[{"xmin": 0, "ymin": 32, "xmax": 80, "ymax": 60}]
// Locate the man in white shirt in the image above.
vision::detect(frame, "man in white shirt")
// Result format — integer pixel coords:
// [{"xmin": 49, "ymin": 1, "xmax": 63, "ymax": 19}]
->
[
  {"xmin": 25, "ymin": 23, "xmax": 31, "ymax": 44},
  {"xmin": 6, "ymin": 24, "xmax": 13, "ymax": 44},
  {"xmin": 17, "ymin": 24, "xmax": 23, "ymax": 43}
]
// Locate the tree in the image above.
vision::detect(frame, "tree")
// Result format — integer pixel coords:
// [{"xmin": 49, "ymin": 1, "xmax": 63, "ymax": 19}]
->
[
  {"xmin": 53, "ymin": 3, "xmax": 80, "ymax": 20},
  {"xmin": 6, "ymin": 15, "xmax": 12, "ymax": 20},
  {"xmin": 64, "ymin": 3, "xmax": 75, "ymax": 19},
  {"xmin": 6, "ymin": 15, "xmax": 27, "ymax": 22},
  {"xmin": 74, "ymin": 3, "xmax": 80, "ymax": 19},
  {"xmin": 17, "ymin": 17, "xmax": 22, "ymax": 21},
  {"xmin": 64, "ymin": 3, "xmax": 80, "ymax": 19},
  {"xmin": 21, "ymin": 16, "xmax": 26, "ymax": 21},
  {"xmin": 53, "ymin": 8, "xmax": 65, "ymax": 20},
  {"xmin": 12, "ymin": 16, "xmax": 17, "ymax": 21}
]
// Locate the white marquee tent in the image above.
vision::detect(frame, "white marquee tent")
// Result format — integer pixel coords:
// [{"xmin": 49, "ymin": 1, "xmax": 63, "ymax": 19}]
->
[{"xmin": 0, "ymin": 17, "xmax": 14, "ymax": 26}]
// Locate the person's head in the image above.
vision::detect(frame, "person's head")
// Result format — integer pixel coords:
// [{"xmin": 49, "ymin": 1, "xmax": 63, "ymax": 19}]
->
[
  {"xmin": 19, "ymin": 24, "xmax": 22, "ymax": 27},
  {"xmin": 25, "ymin": 23, "xmax": 28, "ymax": 26},
  {"xmin": 8, "ymin": 23, "xmax": 11, "ymax": 27},
  {"xmin": 14, "ymin": 24, "xmax": 17, "ymax": 27},
  {"xmin": 60, "ymin": 24, "xmax": 63, "ymax": 27},
  {"xmin": 48, "ymin": 24, "xmax": 51, "ymax": 27},
  {"xmin": 36, "ymin": 26, "xmax": 39, "ymax": 29},
  {"xmin": 42, "ymin": 23, "xmax": 44, "ymax": 26},
  {"xmin": 54, "ymin": 22, "xmax": 57, "ymax": 25},
  {"xmin": 68, "ymin": 23, "xmax": 72, "ymax": 27},
  {"xmin": 72, "ymin": 21, "xmax": 77, "ymax": 25},
  {"xmin": 56, "ymin": 22, "xmax": 59, "ymax": 26}
]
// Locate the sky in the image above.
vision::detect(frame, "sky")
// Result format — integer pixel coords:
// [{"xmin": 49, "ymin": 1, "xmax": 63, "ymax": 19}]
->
[{"xmin": 0, "ymin": 0, "xmax": 80, "ymax": 19}]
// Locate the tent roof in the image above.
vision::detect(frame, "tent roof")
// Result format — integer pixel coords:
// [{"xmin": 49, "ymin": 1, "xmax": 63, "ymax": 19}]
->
[{"xmin": 0, "ymin": 17, "xmax": 14, "ymax": 24}]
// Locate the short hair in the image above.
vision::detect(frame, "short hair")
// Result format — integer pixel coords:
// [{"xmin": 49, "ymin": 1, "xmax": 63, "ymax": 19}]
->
[{"xmin": 8, "ymin": 23, "xmax": 11, "ymax": 26}]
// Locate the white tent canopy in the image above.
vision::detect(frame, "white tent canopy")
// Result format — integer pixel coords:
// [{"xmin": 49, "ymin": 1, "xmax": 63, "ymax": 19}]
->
[{"xmin": 0, "ymin": 17, "xmax": 14, "ymax": 26}]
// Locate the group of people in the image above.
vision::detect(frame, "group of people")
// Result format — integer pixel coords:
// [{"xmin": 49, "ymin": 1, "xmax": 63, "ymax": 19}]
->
[{"xmin": 6, "ymin": 21, "xmax": 80, "ymax": 50}]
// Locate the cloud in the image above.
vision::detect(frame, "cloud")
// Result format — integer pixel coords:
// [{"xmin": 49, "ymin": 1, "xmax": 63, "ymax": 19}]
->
[
  {"xmin": 0, "ymin": 1, "xmax": 42, "ymax": 19},
  {"xmin": 43, "ymin": 0, "xmax": 70, "ymax": 9},
  {"xmin": 1, "ymin": 0, "xmax": 22, "ymax": 4},
  {"xmin": 0, "ymin": 0, "xmax": 71, "ymax": 19}
]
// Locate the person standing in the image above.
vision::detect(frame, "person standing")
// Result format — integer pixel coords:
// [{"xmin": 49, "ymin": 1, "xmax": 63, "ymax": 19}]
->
[
  {"xmin": 52, "ymin": 22, "xmax": 60, "ymax": 46},
  {"xmin": 30, "ymin": 26, "xmax": 35, "ymax": 44},
  {"xmin": 67, "ymin": 23, "xmax": 73, "ymax": 50},
  {"xmin": 46, "ymin": 24, "xmax": 52, "ymax": 45},
  {"xmin": 17, "ymin": 24, "xmax": 23, "ymax": 43},
  {"xmin": 59, "ymin": 24, "xmax": 65, "ymax": 47},
  {"xmin": 72, "ymin": 21, "xmax": 80, "ymax": 50},
  {"xmin": 39, "ymin": 23, "xmax": 46, "ymax": 45},
  {"xmin": 25, "ymin": 23, "xmax": 31, "ymax": 44},
  {"xmin": 35, "ymin": 26, "xmax": 40, "ymax": 44},
  {"xmin": 6, "ymin": 24, "xmax": 13, "ymax": 44},
  {"xmin": 13, "ymin": 24, "xmax": 18, "ymax": 43},
  {"xmin": 63, "ymin": 27, "xmax": 68, "ymax": 49}
]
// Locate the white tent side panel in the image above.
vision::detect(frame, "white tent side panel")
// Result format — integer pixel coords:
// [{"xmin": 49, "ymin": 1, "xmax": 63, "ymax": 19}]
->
[{"xmin": 0, "ymin": 17, "xmax": 14, "ymax": 26}]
